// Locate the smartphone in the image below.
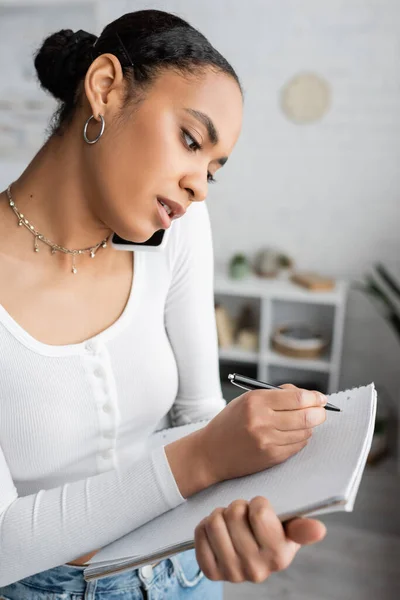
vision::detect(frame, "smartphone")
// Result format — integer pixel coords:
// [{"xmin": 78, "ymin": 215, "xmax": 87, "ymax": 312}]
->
[{"xmin": 111, "ymin": 226, "xmax": 171, "ymax": 252}]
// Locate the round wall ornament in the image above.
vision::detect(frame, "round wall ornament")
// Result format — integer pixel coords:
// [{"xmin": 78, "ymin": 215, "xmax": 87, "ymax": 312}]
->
[{"xmin": 280, "ymin": 72, "xmax": 331, "ymax": 124}]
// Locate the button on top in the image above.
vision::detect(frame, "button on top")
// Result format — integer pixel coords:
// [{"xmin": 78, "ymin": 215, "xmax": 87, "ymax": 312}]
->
[
  {"xmin": 94, "ymin": 368, "xmax": 103, "ymax": 378},
  {"xmin": 102, "ymin": 403, "xmax": 112, "ymax": 414},
  {"xmin": 85, "ymin": 340, "xmax": 100, "ymax": 354},
  {"xmin": 103, "ymin": 430, "xmax": 114, "ymax": 439},
  {"xmin": 140, "ymin": 565, "xmax": 153, "ymax": 581}
]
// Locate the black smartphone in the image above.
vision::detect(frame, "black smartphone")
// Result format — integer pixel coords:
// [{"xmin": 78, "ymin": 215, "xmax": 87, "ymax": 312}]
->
[{"xmin": 111, "ymin": 227, "xmax": 171, "ymax": 252}]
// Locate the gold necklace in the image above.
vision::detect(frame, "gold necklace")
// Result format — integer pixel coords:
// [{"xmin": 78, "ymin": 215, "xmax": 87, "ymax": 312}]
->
[{"xmin": 6, "ymin": 184, "xmax": 111, "ymax": 275}]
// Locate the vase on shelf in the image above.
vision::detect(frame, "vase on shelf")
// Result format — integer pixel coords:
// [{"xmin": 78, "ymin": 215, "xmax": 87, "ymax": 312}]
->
[
  {"xmin": 254, "ymin": 248, "xmax": 279, "ymax": 278},
  {"xmin": 277, "ymin": 253, "xmax": 294, "ymax": 280},
  {"xmin": 229, "ymin": 253, "xmax": 250, "ymax": 280}
]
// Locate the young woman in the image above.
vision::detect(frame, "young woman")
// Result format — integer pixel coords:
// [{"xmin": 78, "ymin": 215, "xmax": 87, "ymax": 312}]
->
[{"xmin": 0, "ymin": 9, "xmax": 327, "ymax": 599}]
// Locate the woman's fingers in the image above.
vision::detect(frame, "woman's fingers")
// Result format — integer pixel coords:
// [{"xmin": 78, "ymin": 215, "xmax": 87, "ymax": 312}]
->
[
  {"xmin": 262, "ymin": 386, "xmax": 326, "ymax": 411},
  {"xmin": 247, "ymin": 496, "xmax": 300, "ymax": 570},
  {"xmin": 223, "ymin": 500, "xmax": 270, "ymax": 582},
  {"xmin": 200, "ymin": 507, "xmax": 244, "ymax": 582},
  {"xmin": 274, "ymin": 405, "xmax": 326, "ymax": 431},
  {"xmin": 274, "ymin": 427, "xmax": 313, "ymax": 446},
  {"xmin": 195, "ymin": 498, "xmax": 308, "ymax": 584},
  {"xmin": 194, "ymin": 520, "xmax": 220, "ymax": 581},
  {"xmin": 194, "ymin": 499, "xmax": 327, "ymax": 585},
  {"xmin": 284, "ymin": 517, "xmax": 327, "ymax": 545}
]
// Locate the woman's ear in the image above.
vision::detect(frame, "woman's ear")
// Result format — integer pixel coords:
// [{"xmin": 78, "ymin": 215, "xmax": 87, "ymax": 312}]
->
[{"xmin": 83, "ymin": 53, "xmax": 125, "ymax": 119}]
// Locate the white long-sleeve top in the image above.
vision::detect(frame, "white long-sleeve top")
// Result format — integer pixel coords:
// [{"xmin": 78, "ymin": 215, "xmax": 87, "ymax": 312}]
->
[{"xmin": 0, "ymin": 201, "xmax": 226, "ymax": 586}]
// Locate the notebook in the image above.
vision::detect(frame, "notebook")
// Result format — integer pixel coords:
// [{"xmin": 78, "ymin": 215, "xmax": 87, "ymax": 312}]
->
[{"xmin": 84, "ymin": 383, "xmax": 377, "ymax": 582}]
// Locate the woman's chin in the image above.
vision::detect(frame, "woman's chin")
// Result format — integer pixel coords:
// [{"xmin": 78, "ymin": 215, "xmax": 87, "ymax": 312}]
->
[{"xmin": 113, "ymin": 222, "xmax": 159, "ymax": 244}]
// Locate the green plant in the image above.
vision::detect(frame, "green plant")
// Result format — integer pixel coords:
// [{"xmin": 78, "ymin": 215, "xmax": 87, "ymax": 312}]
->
[
  {"xmin": 277, "ymin": 253, "xmax": 293, "ymax": 269},
  {"xmin": 232, "ymin": 253, "xmax": 247, "ymax": 264}
]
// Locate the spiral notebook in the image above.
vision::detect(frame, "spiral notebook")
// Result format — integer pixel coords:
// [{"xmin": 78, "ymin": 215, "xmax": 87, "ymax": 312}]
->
[{"xmin": 84, "ymin": 384, "xmax": 377, "ymax": 582}]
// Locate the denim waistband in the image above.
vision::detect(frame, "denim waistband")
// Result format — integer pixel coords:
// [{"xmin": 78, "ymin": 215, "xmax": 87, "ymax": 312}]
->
[{"xmin": 18, "ymin": 559, "xmax": 171, "ymax": 594}]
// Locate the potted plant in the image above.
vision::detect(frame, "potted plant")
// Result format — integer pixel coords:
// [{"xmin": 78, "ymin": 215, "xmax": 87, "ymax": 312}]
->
[
  {"xmin": 277, "ymin": 253, "xmax": 294, "ymax": 279},
  {"xmin": 229, "ymin": 253, "xmax": 250, "ymax": 280}
]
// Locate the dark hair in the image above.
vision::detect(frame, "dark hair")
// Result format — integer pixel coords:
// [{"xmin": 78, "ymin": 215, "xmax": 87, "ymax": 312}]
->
[{"xmin": 34, "ymin": 9, "xmax": 242, "ymax": 134}]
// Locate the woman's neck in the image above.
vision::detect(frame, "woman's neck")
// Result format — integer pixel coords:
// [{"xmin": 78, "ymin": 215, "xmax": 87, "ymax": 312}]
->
[{"xmin": 9, "ymin": 127, "xmax": 112, "ymax": 252}]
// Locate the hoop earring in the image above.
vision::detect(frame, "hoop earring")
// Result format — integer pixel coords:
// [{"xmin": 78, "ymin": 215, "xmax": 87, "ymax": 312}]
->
[{"xmin": 83, "ymin": 114, "xmax": 105, "ymax": 144}]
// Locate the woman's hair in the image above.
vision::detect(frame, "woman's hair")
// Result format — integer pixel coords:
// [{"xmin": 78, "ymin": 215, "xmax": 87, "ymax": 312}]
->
[{"xmin": 34, "ymin": 9, "xmax": 242, "ymax": 134}]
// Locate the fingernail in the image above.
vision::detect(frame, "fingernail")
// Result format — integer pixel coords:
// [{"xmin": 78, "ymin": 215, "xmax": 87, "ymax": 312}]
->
[{"xmin": 319, "ymin": 394, "xmax": 328, "ymax": 406}]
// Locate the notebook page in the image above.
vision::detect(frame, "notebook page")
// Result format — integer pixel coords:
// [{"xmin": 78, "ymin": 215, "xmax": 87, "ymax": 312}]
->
[
  {"xmin": 304, "ymin": 385, "xmax": 377, "ymax": 516},
  {"xmin": 88, "ymin": 384, "xmax": 376, "ymax": 565}
]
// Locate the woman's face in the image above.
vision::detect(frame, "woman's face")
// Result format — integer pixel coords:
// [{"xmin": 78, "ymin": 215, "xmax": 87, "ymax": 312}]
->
[{"xmin": 82, "ymin": 60, "xmax": 243, "ymax": 242}]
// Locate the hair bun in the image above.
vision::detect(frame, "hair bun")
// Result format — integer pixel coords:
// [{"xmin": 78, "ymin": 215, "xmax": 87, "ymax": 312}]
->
[{"xmin": 34, "ymin": 29, "xmax": 97, "ymax": 102}]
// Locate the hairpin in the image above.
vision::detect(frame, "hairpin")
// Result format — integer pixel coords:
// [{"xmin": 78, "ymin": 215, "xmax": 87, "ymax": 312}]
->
[{"xmin": 116, "ymin": 32, "xmax": 134, "ymax": 68}]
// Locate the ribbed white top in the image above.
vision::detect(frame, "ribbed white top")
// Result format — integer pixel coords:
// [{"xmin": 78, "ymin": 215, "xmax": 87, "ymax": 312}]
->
[{"xmin": 0, "ymin": 201, "xmax": 226, "ymax": 586}]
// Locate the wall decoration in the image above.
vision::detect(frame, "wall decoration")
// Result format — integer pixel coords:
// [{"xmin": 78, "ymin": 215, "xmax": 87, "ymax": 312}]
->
[{"xmin": 280, "ymin": 72, "xmax": 331, "ymax": 124}]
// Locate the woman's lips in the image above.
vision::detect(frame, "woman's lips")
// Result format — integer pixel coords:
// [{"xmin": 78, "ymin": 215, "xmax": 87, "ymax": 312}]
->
[
  {"xmin": 157, "ymin": 197, "xmax": 187, "ymax": 219},
  {"xmin": 156, "ymin": 198, "xmax": 172, "ymax": 229}
]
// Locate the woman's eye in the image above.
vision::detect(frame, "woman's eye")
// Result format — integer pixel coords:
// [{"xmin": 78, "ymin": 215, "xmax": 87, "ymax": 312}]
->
[
  {"xmin": 182, "ymin": 129, "xmax": 201, "ymax": 152},
  {"xmin": 181, "ymin": 129, "xmax": 217, "ymax": 184}
]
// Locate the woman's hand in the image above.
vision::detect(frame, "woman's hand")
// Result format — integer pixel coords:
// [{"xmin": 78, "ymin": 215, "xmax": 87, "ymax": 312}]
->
[
  {"xmin": 165, "ymin": 384, "xmax": 327, "ymax": 498},
  {"xmin": 199, "ymin": 384, "xmax": 327, "ymax": 485},
  {"xmin": 195, "ymin": 496, "xmax": 326, "ymax": 583}
]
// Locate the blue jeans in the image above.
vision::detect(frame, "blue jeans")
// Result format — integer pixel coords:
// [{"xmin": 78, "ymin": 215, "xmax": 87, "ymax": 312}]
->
[{"xmin": 0, "ymin": 550, "xmax": 223, "ymax": 599}]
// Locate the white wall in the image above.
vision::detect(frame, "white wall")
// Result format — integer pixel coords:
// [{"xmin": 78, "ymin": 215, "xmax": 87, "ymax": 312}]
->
[
  {"xmin": 99, "ymin": 0, "xmax": 400, "ymax": 280},
  {"xmin": 1, "ymin": 0, "xmax": 400, "ymax": 400}
]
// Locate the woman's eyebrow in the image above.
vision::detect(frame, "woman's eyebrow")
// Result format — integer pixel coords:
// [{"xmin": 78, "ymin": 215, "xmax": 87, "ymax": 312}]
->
[{"xmin": 184, "ymin": 108, "xmax": 228, "ymax": 166}]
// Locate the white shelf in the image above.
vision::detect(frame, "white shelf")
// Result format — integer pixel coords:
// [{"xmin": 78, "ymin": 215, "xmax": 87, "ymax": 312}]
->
[
  {"xmin": 214, "ymin": 270, "xmax": 348, "ymax": 394},
  {"xmin": 215, "ymin": 272, "xmax": 348, "ymax": 305},
  {"xmin": 264, "ymin": 349, "xmax": 332, "ymax": 373},
  {"xmin": 219, "ymin": 346, "xmax": 332, "ymax": 373},
  {"xmin": 219, "ymin": 346, "xmax": 259, "ymax": 363}
]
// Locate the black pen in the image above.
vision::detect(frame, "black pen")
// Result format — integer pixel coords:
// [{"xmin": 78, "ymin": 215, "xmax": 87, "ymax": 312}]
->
[{"xmin": 228, "ymin": 373, "xmax": 342, "ymax": 412}]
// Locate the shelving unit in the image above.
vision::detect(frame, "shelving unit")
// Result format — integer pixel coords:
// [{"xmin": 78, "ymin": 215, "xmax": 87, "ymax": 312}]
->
[{"xmin": 214, "ymin": 271, "xmax": 348, "ymax": 395}]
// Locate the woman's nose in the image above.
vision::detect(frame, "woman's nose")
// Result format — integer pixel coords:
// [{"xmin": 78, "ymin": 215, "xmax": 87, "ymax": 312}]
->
[{"xmin": 180, "ymin": 172, "xmax": 208, "ymax": 202}]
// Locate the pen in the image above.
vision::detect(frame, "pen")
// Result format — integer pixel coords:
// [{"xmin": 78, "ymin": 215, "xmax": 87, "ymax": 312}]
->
[{"xmin": 228, "ymin": 373, "xmax": 342, "ymax": 412}]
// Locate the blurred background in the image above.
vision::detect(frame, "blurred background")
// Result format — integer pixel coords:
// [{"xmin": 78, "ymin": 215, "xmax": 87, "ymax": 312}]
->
[{"xmin": 1, "ymin": 0, "xmax": 400, "ymax": 598}]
